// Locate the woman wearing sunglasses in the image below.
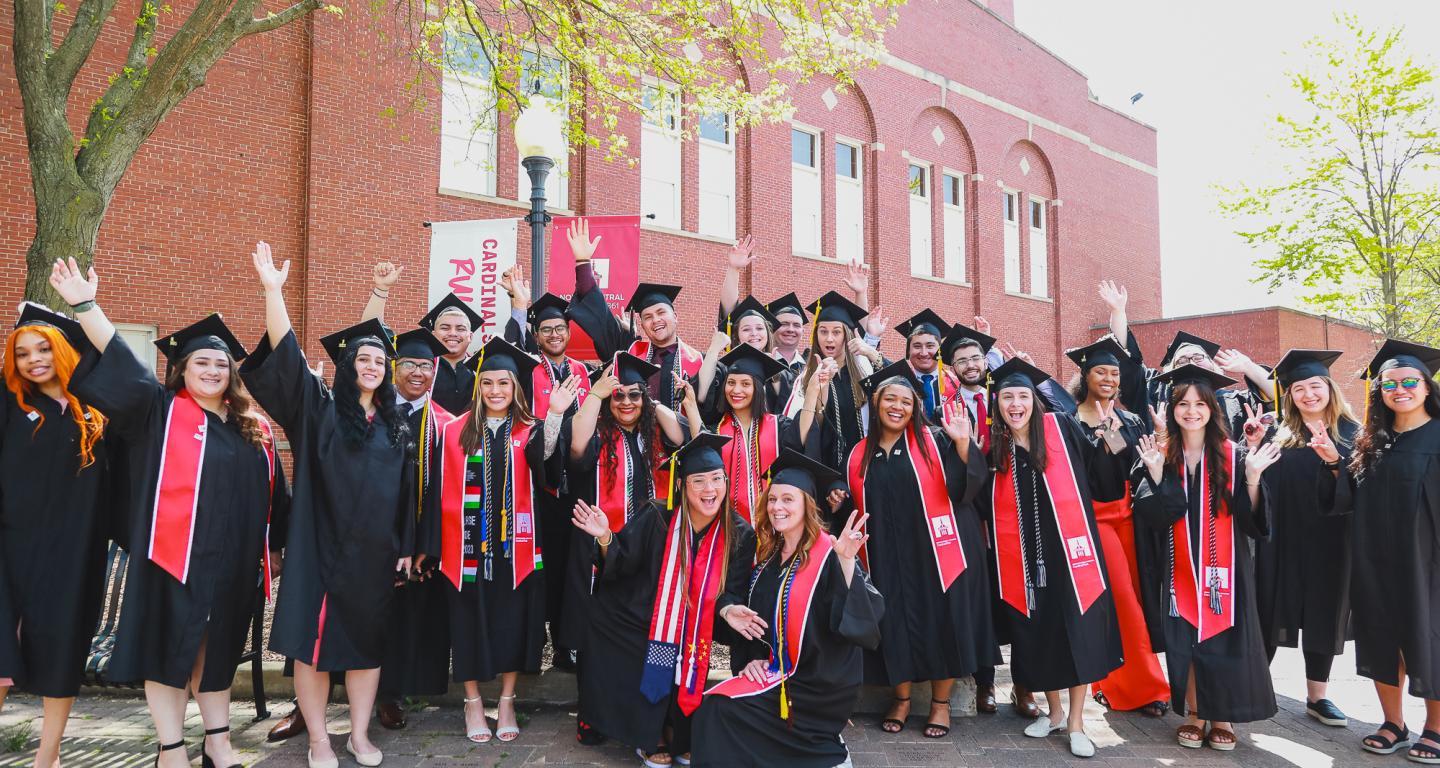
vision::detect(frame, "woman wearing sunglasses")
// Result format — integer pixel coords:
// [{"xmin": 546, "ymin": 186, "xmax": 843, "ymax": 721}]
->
[{"xmin": 1316, "ymin": 339, "xmax": 1440, "ymax": 763}]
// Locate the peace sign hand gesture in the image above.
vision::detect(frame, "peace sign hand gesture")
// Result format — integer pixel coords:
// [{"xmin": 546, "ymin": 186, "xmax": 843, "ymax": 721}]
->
[
  {"xmin": 1306, "ymin": 419, "xmax": 1341, "ymax": 464},
  {"xmin": 1241, "ymin": 402, "xmax": 1269, "ymax": 449},
  {"xmin": 252, "ymin": 241, "xmax": 290, "ymax": 293},
  {"xmin": 833, "ymin": 509, "xmax": 869, "ymax": 562}
]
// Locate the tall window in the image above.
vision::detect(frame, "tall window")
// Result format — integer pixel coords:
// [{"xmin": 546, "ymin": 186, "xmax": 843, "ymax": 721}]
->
[
  {"xmin": 1003, "ymin": 189, "xmax": 1021, "ymax": 293},
  {"xmin": 908, "ymin": 163, "xmax": 932, "ymax": 276},
  {"xmin": 697, "ymin": 112, "xmax": 735, "ymax": 238},
  {"xmin": 439, "ymin": 32, "xmax": 498, "ymax": 196},
  {"xmin": 641, "ymin": 82, "xmax": 682, "ymax": 228},
  {"xmin": 1028, "ymin": 197, "xmax": 1049, "ymax": 298},
  {"xmin": 942, "ymin": 172, "xmax": 965, "ymax": 282},
  {"xmin": 834, "ymin": 141, "xmax": 863, "ymax": 263},
  {"xmin": 513, "ymin": 51, "xmax": 568, "ymax": 209},
  {"xmin": 791, "ymin": 127, "xmax": 821, "ymax": 255}
]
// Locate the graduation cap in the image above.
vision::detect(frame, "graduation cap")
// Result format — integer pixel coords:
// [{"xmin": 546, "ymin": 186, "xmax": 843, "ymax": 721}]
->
[
  {"xmin": 1161, "ymin": 331, "xmax": 1222, "ymax": 369},
  {"xmin": 595, "ymin": 351, "xmax": 661, "ymax": 387},
  {"xmin": 1065, "ymin": 336, "xmax": 1129, "ymax": 372},
  {"xmin": 528, "ymin": 293, "xmax": 570, "ymax": 328},
  {"xmin": 725, "ymin": 296, "xmax": 779, "ymax": 332},
  {"xmin": 804, "ymin": 291, "xmax": 867, "ymax": 331},
  {"xmin": 765, "ymin": 447, "xmax": 840, "ymax": 500},
  {"xmin": 1363, "ymin": 338, "xmax": 1440, "ymax": 379},
  {"xmin": 1272, "ymin": 349, "xmax": 1343, "ymax": 390},
  {"xmin": 393, "ymin": 328, "xmax": 449, "ymax": 360},
  {"xmin": 766, "ymin": 293, "xmax": 807, "ymax": 322},
  {"xmin": 860, "ymin": 359, "xmax": 924, "ymax": 398},
  {"xmin": 319, "ymin": 318, "xmax": 395, "ymax": 365},
  {"xmin": 895, "ymin": 309, "xmax": 950, "ymax": 341},
  {"xmin": 625, "ymin": 283, "xmax": 682, "ymax": 314},
  {"xmin": 14, "ymin": 302, "xmax": 90, "ymax": 356},
  {"xmin": 418, "ymin": 292, "xmax": 483, "ymax": 331},
  {"xmin": 671, "ymin": 431, "xmax": 733, "ymax": 479},
  {"xmin": 940, "ymin": 323, "xmax": 997, "ymax": 364},
  {"xmin": 469, "ymin": 336, "xmax": 539, "ymax": 380},
  {"xmin": 1152, "ymin": 363, "xmax": 1237, "ymax": 392},
  {"xmin": 719, "ymin": 344, "xmax": 786, "ymax": 382},
  {"xmin": 156, "ymin": 314, "xmax": 248, "ymax": 366},
  {"xmin": 987, "ymin": 356, "xmax": 1051, "ymax": 392}
]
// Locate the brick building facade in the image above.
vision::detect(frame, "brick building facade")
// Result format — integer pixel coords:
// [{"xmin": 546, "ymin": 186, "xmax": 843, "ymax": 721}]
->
[{"xmin": 1, "ymin": 0, "xmax": 1160, "ymax": 376}]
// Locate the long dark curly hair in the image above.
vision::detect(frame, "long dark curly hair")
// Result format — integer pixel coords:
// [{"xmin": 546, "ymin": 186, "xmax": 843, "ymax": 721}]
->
[
  {"xmin": 597, "ymin": 387, "xmax": 663, "ymax": 479},
  {"xmin": 1352, "ymin": 369, "xmax": 1440, "ymax": 479},
  {"xmin": 1163, "ymin": 381, "xmax": 1231, "ymax": 519},
  {"xmin": 332, "ymin": 343, "xmax": 408, "ymax": 449}
]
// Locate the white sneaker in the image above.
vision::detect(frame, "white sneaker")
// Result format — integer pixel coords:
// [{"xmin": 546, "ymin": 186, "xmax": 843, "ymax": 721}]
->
[
  {"xmin": 1069, "ymin": 731, "xmax": 1096, "ymax": 758},
  {"xmin": 1024, "ymin": 716, "xmax": 1066, "ymax": 738}
]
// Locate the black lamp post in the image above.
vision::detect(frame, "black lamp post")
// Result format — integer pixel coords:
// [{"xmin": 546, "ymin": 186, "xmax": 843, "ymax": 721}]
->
[{"xmin": 513, "ymin": 82, "xmax": 567, "ymax": 291}]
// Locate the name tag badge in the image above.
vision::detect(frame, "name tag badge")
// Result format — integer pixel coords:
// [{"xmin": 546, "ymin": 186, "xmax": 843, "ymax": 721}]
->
[
  {"xmin": 26, "ymin": 410, "xmax": 40, "ymax": 422},
  {"xmin": 1205, "ymin": 566, "xmax": 1230, "ymax": 589}
]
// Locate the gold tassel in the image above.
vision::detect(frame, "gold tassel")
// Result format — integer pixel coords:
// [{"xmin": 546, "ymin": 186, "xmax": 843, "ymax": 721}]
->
[
  {"xmin": 779, "ymin": 678, "xmax": 790, "ymax": 720},
  {"xmin": 501, "ymin": 508, "xmax": 508, "ymax": 542},
  {"xmin": 1272, "ymin": 374, "xmax": 1280, "ymax": 414},
  {"xmin": 725, "ymin": 317, "xmax": 733, "ymax": 355},
  {"xmin": 809, "ymin": 300, "xmax": 821, "ymax": 351},
  {"xmin": 471, "ymin": 349, "xmax": 486, "ymax": 402},
  {"xmin": 666, "ymin": 456, "xmax": 677, "ymax": 510},
  {"xmin": 1364, "ymin": 373, "xmax": 1372, "ymax": 424},
  {"xmin": 938, "ymin": 360, "xmax": 947, "ymax": 400}
]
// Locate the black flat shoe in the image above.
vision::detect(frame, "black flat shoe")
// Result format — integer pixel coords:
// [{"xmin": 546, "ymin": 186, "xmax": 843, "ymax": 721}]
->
[{"xmin": 1305, "ymin": 698, "xmax": 1347, "ymax": 727}]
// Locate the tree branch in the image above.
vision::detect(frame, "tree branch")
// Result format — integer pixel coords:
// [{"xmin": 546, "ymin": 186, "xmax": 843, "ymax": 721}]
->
[
  {"xmin": 48, "ymin": 0, "xmax": 122, "ymax": 92},
  {"xmin": 241, "ymin": 0, "xmax": 321, "ymax": 37},
  {"xmin": 80, "ymin": 0, "xmax": 161, "ymax": 145}
]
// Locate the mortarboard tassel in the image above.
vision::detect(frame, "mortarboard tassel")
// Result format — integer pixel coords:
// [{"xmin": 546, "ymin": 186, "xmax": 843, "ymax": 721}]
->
[
  {"xmin": 1272, "ymin": 374, "xmax": 1280, "ymax": 415},
  {"xmin": 1035, "ymin": 557, "xmax": 1047, "ymax": 588},
  {"xmin": 666, "ymin": 455, "xmax": 677, "ymax": 510},
  {"xmin": 1363, "ymin": 373, "xmax": 1372, "ymax": 425},
  {"xmin": 1169, "ymin": 589, "xmax": 1179, "ymax": 618},
  {"xmin": 1209, "ymin": 574, "xmax": 1222, "ymax": 615},
  {"xmin": 725, "ymin": 317, "xmax": 733, "ymax": 355},
  {"xmin": 471, "ymin": 348, "xmax": 486, "ymax": 401}
]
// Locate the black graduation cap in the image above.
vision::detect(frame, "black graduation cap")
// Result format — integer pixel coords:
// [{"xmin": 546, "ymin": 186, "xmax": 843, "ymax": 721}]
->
[
  {"xmin": 418, "ymin": 292, "xmax": 483, "ymax": 332},
  {"xmin": 1272, "ymin": 349, "xmax": 1342, "ymax": 390},
  {"xmin": 599, "ymin": 351, "xmax": 661, "ymax": 387},
  {"xmin": 895, "ymin": 309, "xmax": 950, "ymax": 341},
  {"xmin": 527, "ymin": 293, "xmax": 570, "ymax": 327},
  {"xmin": 1152, "ymin": 363, "xmax": 1237, "ymax": 391},
  {"xmin": 766, "ymin": 293, "xmax": 807, "ymax": 322},
  {"xmin": 393, "ymin": 328, "xmax": 449, "ymax": 360},
  {"xmin": 14, "ymin": 302, "xmax": 90, "ymax": 356},
  {"xmin": 765, "ymin": 448, "xmax": 840, "ymax": 500},
  {"xmin": 1363, "ymin": 338, "xmax": 1440, "ymax": 379},
  {"xmin": 860, "ymin": 359, "xmax": 924, "ymax": 398},
  {"xmin": 988, "ymin": 356, "xmax": 1051, "ymax": 391},
  {"xmin": 1065, "ymin": 336, "xmax": 1129, "ymax": 371},
  {"xmin": 804, "ymin": 291, "xmax": 867, "ymax": 331},
  {"xmin": 319, "ymin": 318, "xmax": 395, "ymax": 365},
  {"xmin": 1161, "ymin": 331, "xmax": 1222, "ymax": 369},
  {"xmin": 725, "ymin": 296, "xmax": 779, "ymax": 331},
  {"xmin": 671, "ymin": 431, "xmax": 733, "ymax": 478},
  {"xmin": 719, "ymin": 344, "xmax": 786, "ymax": 382},
  {"xmin": 625, "ymin": 283, "xmax": 682, "ymax": 314},
  {"xmin": 469, "ymin": 336, "xmax": 539, "ymax": 380},
  {"xmin": 156, "ymin": 313, "xmax": 248, "ymax": 365},
  {"xmin": 940, "ymin": 323, "xmax": 997, "ymax": 364}
]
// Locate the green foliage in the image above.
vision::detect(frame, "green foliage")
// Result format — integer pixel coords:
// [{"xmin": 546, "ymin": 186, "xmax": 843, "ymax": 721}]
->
[
  {"xmin": 0, "ymin": 721, "xmax": 33, "ymax": 753},
  {"xmin": 1218, "ymin": 13, "xmax": 1440, "ymax": 342}
]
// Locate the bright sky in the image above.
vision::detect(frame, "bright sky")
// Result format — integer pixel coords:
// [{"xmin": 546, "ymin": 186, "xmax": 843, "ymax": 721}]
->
[{"xmin": 1011, "ymin": 0, "xmax": 1440, "ymax": 318}]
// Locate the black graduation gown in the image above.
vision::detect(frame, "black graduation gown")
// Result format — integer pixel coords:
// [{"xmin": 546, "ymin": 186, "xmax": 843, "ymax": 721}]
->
[
  {"xmin": 576, "ymin": 501, "xmax": 755, "ymax": 753},
  {"xmin": 567, "ymin": 280, "xmax": 694, "ymax": 413},
  {"xmin": 772, "ymin": 355, "xmax": 805, "ymax": 416},
  {"xmin": 241, "ymin": 331, "xmax": 413, "ymax": 671},
  {"xmin": 535, "ymin": 359, "xmax": 588, "ymax": 642},
  {"xmin": 378, "ymin": 401, "xmax": 452, "ymax": 697},
  {"xmin": 422, "ymin": 418, "xmax": 549, "ymax": 681},
  {"xmin": 844, "ymin": 428, "xmax": 997, "ymax": 685},
  {"xmin": 1255, "ymin": 421, "xmax": 1357, "ymax": 657},
  {"xmin": 71, "ymin": 338, "xmax": 287, "ymax": 690},
  {"xmin": 694, "ymin": 549, "xmax": 884, "ymax": 768},
  {"xmin": 432, "ymin": 357, "xmax": 476, "ymax": 416},
  {"xmin": 978, "ymin": 414, "xmax": 1123, "ymax": 692},
  {"xmin": 1320, "ymin": 418, "xmax": 1440, "ymax": 697},
  {"xmin": 809, "ymin": 372, "xmax": 867, "ymax": 485},
  {"xmin": 1132, "ymin": 452, "xmax": 1277, "ymax": 722},
  {"xmin": 0, "ymin": 390, "xmax": 112, "ymax": 696}
]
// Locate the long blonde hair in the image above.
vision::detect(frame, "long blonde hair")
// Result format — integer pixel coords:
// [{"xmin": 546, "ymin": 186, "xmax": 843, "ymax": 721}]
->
[
  {"xmin": 4, "ymin": 325, "xmax": 106, "ymax": 468},
  {"xmin": 753, "ymin": 480, "xmax": 825, "ymax": 570},
  {"xmin": 1276, "ymin": 375, "xmax": 1356, "ymax": 450}
]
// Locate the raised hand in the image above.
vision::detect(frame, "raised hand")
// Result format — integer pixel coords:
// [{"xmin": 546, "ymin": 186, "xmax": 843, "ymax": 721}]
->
[
  {"xmin": 501, "ymin": 267, "xmax": 532, "ymax": 310},
  {"xmin": 308, "ymin": 359, "xmax": 326, "ymax": 379},
  {"xmin": 675, "ymin": 373, "xmax": 697, "ymax": 409},
  {"xmin": 833, "ymin": 509, "xmax": 869, "ymax": 561},
  {"xmin": 571, "ymin": 499, "xmax": 611, "ymax": 539},
  {"xmin": 1245, "ymin": 441, "xmax": 1282, "ymax": 483},
  {"xmin": 549, "ymin": 375, "xmax": 582, "ymax": 415},
  {"xmin": 1214, "ymin": 348, "xmax": 1252, "ymax": 374},
  {"xmin": 721, "ymin": 604, "xmax": 769, "ymax": 642},
  {"xmin": 973, "ymin": 316, "xmax": 992, "ymax": 336},
  {"xmin": 826, "ymin": 488, "xmax": 848, "ymax": 514},
  {"xmin": 843, "ymin": 259, "xmax": 870, "ymax": 295},
  {"xmin": 373, "ymin": 261, "xmax": 404, "ymax": 290},
  {"xmin": 1148, "ymin": 403, "xmax": 1168, "ymax": 444},
  {"xmin": 1138, "ymin": 433, "xmax": 1165, "ymax": 481},
  {"xmin": 1098, "ymin": 280, "xmax": 1128, "ymax": 312},
  {"xmin": 589, "ymin": 363, "xmax": 618, "ymax": 399},
  {"xmin": 1306, "ymin": 419, "xmax": 1341, "ymax": 464},
  {"xmin": 252, "ymin": 241, "xmax": 290, "ymax": 292},
  {"xmin": 710, "ymin": 329, "xmax": 731, "ymax": 353},
  {"xmin": 860, "ymin": 305, "xmax": 888, "ymax": 338},
  {"xmin": 1240, "ymin": 402, "xmax": 1269, "ymax": 449},
  {"xmin": 940, "ymin": 400, "xmax": 972, "ymax": 451},
  {"xmin": 727, "ymin": 234, "xmax": 757, "ymax": 270},
  {"xmin": 566, "ymin": 218, "xmax": 601, "ymax": 264},
  {"xmin": 49, "ymin": 257, "xmax": 98, "ymax": 305}
]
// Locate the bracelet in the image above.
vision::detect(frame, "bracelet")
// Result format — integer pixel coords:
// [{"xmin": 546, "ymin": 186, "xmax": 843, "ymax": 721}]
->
[
  {"xmin": 596, "ymin": 532, "xmax": 613, "ymax": 547},
  {"xmin": 70, "ymin": 300, "xmax": 96, "ymax": 313},
  {"xmin": 1323, "ymin": 459, "xmax": 1341, "ymax": 469},
  {"xmin": 372, "ymin": 288, "xmax": 389, "ymax": 298}
]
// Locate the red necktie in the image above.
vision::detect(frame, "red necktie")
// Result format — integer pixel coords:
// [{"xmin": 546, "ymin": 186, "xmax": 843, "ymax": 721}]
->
[{"xmin": 973, "ymin": 392, "xmax": 988, "ymax": 451}]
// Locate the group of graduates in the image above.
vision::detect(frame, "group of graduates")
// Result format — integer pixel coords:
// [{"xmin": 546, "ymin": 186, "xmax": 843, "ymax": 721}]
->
[{"xmin": 4, "ymin": 224, "xmax": 1440, "ymax": 768}]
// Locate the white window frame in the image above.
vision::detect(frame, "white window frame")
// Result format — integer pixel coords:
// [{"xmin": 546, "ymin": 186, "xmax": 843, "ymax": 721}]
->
[
  {"xmin": 697, "ymin": 111, "xmax": 735, "ymax": 238},
  {"xmin": 1028, "ymin": 195, "xmax": 1049, "ymax": 298},
  {"xmin": 941, "ymin": 169, "xmax": 966, "ymax": 283},
  {"xmin": 438, "ymin": 30, "xmax": 498, "ymax": 197},
  {"xmin": 115, "ymin": 323, "xmax": 158, "ymax": 375},
  {"xmin": 834, "ymin": 138, "xmax": 863, "ymax": 264},
  {"xmin": 790, "ymin": 123, "xmax": 822, "ymax": 257},
  {"xmin": 1002, "ymin": 188, "xmax": 1021, "ymax": 293},
  {"xmin": 640, "ymin": 78, "xmax": 683, "ymax": 229},
  {"xmin": 908, "ymin": 161, "xmax": 933, "ymax": 277}
]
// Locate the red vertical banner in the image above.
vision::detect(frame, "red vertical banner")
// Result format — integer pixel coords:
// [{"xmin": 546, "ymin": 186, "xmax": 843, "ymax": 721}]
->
[{"xmin": 548, "ymin": 215, "xmax": 642, "ymax": 362}]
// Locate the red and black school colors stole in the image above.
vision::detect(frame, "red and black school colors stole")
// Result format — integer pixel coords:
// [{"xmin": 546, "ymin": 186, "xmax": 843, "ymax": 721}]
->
[
  {"xmin": 595, "ymin": 428, "xmax": 662, "ymax": 532},
  {"xmin": 438, "ymin": 416, "xmax": 539, "ymax": 589},
  {"xmin": 1169, "ymin": 439, "xmax": 1237, "ymax": 642},
  {"xmin": 150, "ymin": 391, "xmax": 278, "ymax": 598},
  {"xmin": 707, "ymin": 533, "xmax": 835, "ymax": 721},
  {"xmin": 531, "ymin": 357, "xmax": 590, "ymax": 421},
  {"xmin": 991, "ymin": 413, "xmax": 1106, "ymax": 617},
  {"xmin": 844, "ymin": 424, "xmax": 966, "ymax": 589},
  {"xmin": 718, "ymin": 412, "xmax": 780, "ymax": 526},
  {"xmin": 641, "ymin": 503, "xmax": 728, "ymax": 715}
]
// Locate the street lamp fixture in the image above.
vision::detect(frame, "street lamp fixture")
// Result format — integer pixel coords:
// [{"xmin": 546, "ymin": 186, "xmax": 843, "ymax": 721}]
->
[{"xmin": 513, "ymin": 82, "xmax": 567, "ymax": 293}]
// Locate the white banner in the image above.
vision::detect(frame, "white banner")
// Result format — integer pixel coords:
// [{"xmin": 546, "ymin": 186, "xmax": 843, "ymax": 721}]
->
[{"xmin": 427, "ymin": 219, "xmax": 519, "ymax": 348}]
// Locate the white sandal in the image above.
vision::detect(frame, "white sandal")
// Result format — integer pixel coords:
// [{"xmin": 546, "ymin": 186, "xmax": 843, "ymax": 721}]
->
[
  {"xmin": 495, "ymin": 694, "xmax": 520, "ymax": 742},
  {"xmin": 463, "ymin": 695, "xmax": 492, "ymax": 743}
]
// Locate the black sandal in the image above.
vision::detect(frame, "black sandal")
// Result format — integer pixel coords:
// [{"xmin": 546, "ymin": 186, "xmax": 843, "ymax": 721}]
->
[
  {"xmin": 1140, "ymin": 700, "xmax": 1169, "ymax": 718},
  {"xmin": 923, "ymin": 698, "xmax": 951, "ymax": 739},
  {"xmin": 1363, "ymin": 720, "xmax": 1412, "ymax": 755},
  {"xmin": 201, "ymin": 726, "xmax": 241, "ymax": 768},
  {"xmin": 1408, "ymin": 729, "xmax": 1440, "ymax": 765},
  {"xmin": 880, "ymin": 696, "xmax": 910, "ymax": 733},
  {"xmin": 154, "ymin": 739, "xmax": 186, "ymax": 767}
]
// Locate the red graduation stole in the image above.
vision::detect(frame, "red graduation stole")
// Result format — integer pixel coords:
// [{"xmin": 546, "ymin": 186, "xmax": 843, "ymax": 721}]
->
[
  {"xmin": 845, "ymin": 426, "xmax": 967, "ymax": 590},
  {"xmin": 991, "ymin": 413, "xmax": 1106, "ymax": 617},
  {"xmin": 640, "ymin": 508, "xmax": 726, "ymax": 716},
  {"xmin": 718, "ymin": 413, "xmax": 780, "ymax": 526},
  {"xmin": 707, "ymin": 533, "xmax": 834, "ymax": 710},
  {"xmin": 629, "ymin": 338, "xmax": 704, "ymax": 379},
  {"xmin": 594, "ymin": 429, "xmax": 662, "ymax": 532},
  {"xmin": 438, "ymin": 416, "xmax": 538, "ymax": 589},
  {"xmin": 1171, "ymin": 440, "xmax": 1237, "ymax": 642},
  {"xmin": 531, "ymin": 356, "xmax": 590, "ymax": 418}
]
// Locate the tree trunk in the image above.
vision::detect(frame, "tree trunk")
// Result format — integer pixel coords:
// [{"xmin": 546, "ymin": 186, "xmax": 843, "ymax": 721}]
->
[{"xmin": 24, "ymin": 177, "xmax": 106, "ymax": 310}]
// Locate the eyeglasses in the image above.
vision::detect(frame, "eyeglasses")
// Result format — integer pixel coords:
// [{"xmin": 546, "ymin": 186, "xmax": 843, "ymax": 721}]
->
[
  {"xmin": 1172, "ymin": 353, "xmax": 1209, "ymax": 366},
  {"xmin": 1379, "ymin": 378, "xmax": 1424, "ymax": 392},
  {"xmin": 611, "ymin": 390, "xmax": 645, "ymax": 403},
  {"xmin": 396, "ymin": 361, "xmax": 434, "ymax": 373},
  {"xmin": 952, "ymin": 354, "xmax": 985, "ymax": 366},
  {"xmin": 537, "ymin": 325, "xmax": 569, "ymax": 337}
]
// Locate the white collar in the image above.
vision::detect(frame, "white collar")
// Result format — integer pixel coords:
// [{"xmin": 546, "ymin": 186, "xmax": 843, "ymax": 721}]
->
[{"xmin": 397, "ymin": 392, "xmax": 429, "ymax": 409}]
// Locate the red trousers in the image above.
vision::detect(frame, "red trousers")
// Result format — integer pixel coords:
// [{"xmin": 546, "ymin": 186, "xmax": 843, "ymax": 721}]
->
[{"xmin": 1091, "ymin": 496, "xmax": 1170, "ymax": 710}]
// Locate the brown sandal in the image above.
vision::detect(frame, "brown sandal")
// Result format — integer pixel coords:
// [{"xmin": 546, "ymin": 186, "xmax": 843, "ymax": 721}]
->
[
  {"xmin": 1177, "ymin": 723, "xmax": 1206, "ymax": 749},
  {"xmin": 1207, "ymin": 726, "xmax": 1237, "ymax": 751}
]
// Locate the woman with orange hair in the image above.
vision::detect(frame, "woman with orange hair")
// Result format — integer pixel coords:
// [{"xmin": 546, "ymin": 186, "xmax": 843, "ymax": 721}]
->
[{"xmin": 0, "ymin": 302, "xmax": 112, "ymax": 768}]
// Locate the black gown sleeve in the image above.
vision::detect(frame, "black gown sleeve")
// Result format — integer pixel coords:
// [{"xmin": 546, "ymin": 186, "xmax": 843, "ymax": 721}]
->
[
  {"xmin": 933, "ymin": 427, "xmax": 987, "ymax": 505},
  {"xmin": 68, "ymin": 334, "xmax": 166, "ymax": 441},
  {"xmin": 1131, "ymin": 462, "xmax": 1186, "ymax": 530},
  {"xmin": 716, "ymin": 519, "xmax": 757, "ymax": 618},
  {"xmin": 268, "ymin": 454, "xmax": 292, "ymax": 554},
  {"xmin": 238, "ymin": 330, "xmax": 330, "ymax": 436},
  {"xmin": 597, "ymin": 503, "xmax": 662, "ymax": 581},
  {"xmin": 1117, "ymin": 331, "xmax": 1155, "ymax": 430},
  {"xmin": 776, "ymin": 415, "xmax": 802, "ymax": 453},
  {"xmin": 824, "ymin": 552, "xmax": 884, "ymax": 651},
  {"xmin": 1230, "ymin": 444, "xmax": 1267, "ymax": 539},
  {"xmin": 567, "ymin": 267, "xmax": 635, "ymax": 361}
]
